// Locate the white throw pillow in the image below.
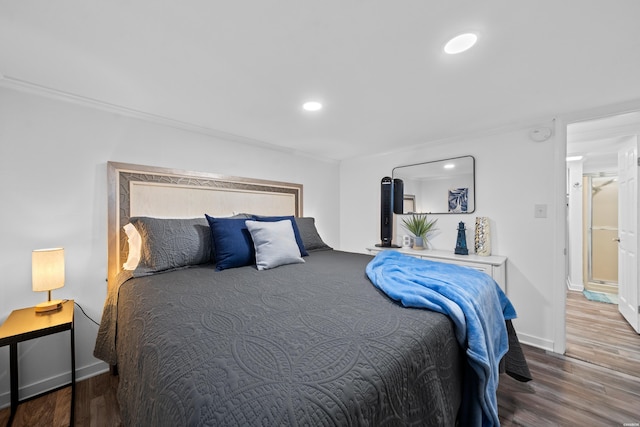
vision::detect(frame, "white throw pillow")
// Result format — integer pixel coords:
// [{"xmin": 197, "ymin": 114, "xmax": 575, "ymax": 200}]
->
[{"xmin": 245, "ymin": 219, "xmax": 305, "ymax": 270}]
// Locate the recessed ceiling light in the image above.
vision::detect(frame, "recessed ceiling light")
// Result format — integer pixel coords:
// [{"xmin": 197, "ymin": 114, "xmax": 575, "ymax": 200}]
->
[
  {"xmin": 444, "ymin": 163, "xmax": 455, "ymax": 169},
  {"xmin": 303, "ymin": 101, "xmax": 323, "ymax": 111},
  {"xmin": 444, "ymin": 33, "xmax": 478, "ymax": 54}
]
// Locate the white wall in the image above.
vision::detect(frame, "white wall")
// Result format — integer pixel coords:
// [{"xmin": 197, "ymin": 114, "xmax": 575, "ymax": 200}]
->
[
  {"xmin": 340, "ymin": 124, "xmax": 562, "ymax": 350},
  {"xmin": 0, "ymin": 86, "xmax": 340, "ymax": 406}
]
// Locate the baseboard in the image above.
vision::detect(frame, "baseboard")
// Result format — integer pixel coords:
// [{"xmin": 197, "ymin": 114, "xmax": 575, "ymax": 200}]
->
[
  {"xmin": 517, "ymin": 332, "xmax": 555, "ymax": 353},
  {"xmin": 77, "ymin": 360, "xmax": 110, "ymax": 382},
  {"xmin": 0, "ymin": 360, "xmax": 109, "ymax": 409},
  {"xmin": 566, "ymin": 277, "xmax": 584, "ymax": 292}
]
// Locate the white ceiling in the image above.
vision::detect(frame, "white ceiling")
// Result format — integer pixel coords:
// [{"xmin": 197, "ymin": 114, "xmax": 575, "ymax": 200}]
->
[{"xmin": 2, "ymin": 1, "xmax": 640, "ymax": 161}]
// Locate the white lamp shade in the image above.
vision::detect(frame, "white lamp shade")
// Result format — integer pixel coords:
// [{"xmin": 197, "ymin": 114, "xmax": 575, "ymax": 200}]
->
[{"xmin": 32, "ymin": 248, "xmax": 65, "ymax": 292}]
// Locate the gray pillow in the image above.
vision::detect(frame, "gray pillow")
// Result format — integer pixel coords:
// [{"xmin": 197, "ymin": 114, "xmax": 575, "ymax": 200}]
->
[
  {"xmin": 245, "ymin": 220, "xmax": 305, "ymax": 270},
  {"xmin": 129, "ymin": 217, "xmax": 211, "ymax": 273},
  {"xmin": 294, "ymin": 217, "xmax": 332, "ymax": 252}
]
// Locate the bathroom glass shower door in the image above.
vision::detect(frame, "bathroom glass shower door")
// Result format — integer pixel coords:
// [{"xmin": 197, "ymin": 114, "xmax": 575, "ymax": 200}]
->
[{"xmin": 587, "ymin": 175, "xmax": 619, "ymax": 286}]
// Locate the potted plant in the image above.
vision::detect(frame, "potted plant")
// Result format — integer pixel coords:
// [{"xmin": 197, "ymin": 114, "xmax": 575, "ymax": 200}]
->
[{"xmin": 402, "ymin": 214, "xmax": 438, "ymax": 250}]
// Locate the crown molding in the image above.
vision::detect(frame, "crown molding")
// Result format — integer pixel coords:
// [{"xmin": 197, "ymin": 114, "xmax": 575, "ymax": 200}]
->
[{"xmin": 0, "ymin": 74, "xmax": 339, "ymax": 164}]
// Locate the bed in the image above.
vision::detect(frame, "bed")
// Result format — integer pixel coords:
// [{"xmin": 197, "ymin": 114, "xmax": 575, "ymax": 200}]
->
[{"xmin": 94, "ymin": 162, "xmax": 528, "ymax": 426}]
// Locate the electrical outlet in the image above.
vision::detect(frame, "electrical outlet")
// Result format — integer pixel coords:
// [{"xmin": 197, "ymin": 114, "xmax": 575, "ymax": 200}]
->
[{"xmin": 534, "ymin": 204, "xmax": 547, "ymax": 218}]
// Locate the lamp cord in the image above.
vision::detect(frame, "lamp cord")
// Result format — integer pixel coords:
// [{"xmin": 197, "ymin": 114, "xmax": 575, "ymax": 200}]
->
[
  {"xmin": 75, "ymin": 301, "xmax": 100, "ymax": 326},
  {"xmin": 60, "ymin": 299, "xmax": 100, "ymax": 326}
]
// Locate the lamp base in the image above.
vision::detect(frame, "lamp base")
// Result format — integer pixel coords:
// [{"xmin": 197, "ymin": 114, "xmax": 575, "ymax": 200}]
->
[{"xmin": 35, "ymin": 299, "xmax": 63, "ymax": 313}]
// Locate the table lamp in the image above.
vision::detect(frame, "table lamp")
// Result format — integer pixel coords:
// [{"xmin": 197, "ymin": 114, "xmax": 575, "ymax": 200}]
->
[{"xmin": 32, "ymin": 247, "xmax": 65, "ymax": 313}]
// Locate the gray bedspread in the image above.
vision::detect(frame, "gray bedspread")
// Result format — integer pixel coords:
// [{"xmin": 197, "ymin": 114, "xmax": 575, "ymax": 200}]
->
[{"xmin": 95, "ymin": 250, "xmax": 463, "ymax": 426}]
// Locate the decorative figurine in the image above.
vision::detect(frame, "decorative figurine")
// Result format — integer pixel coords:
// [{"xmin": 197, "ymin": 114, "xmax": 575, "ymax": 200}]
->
[
  {"xmin": 474, "ymin": 217, "xmax": 491, "ymax": 256},
  {"xmin": 455, "ymin": 221, "xmax": 469, "ymax": 255}
]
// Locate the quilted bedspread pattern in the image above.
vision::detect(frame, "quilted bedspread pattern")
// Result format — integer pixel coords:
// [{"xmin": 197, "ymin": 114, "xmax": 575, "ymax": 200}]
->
[
  {"xmin": 366, "ymin": 250, "xmax": 517, "ymax": 427},
  {"xmin": 96, "ymin": 250, "xmax": 463, "ymax": 426}
]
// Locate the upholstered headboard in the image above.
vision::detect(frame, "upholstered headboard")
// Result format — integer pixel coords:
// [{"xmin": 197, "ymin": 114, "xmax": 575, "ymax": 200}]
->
[{"xmin": 107, "ymin": 161, "xmax": 303, "ymax": 289}]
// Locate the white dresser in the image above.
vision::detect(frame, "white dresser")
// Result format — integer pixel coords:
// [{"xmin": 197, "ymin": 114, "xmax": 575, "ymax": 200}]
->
[{"xmin": 366, "ymin": 246, "xmax": 507, "ymax": 292}]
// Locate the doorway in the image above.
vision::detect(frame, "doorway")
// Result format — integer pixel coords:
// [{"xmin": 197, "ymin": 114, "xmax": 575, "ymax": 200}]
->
[
  {"xmin": 583, "ymin": 173, "xmax": 618, "ymax": 294},
  {"xmin": 567, "ymin": 112, "xmax": 640, "ymax": 294},
  {"xmin": 566, "ymin": 110, "xmax": 640, "ymax": 342}
]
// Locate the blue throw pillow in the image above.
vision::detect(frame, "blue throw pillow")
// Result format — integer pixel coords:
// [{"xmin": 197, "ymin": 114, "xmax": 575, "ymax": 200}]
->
[
  {"xmin": 254, "ymin": 215, "xmax": 309, "ymax": 256},
  {"xmin": 205, "ymin": 215, "xmax": 255, "ymax": 271}
]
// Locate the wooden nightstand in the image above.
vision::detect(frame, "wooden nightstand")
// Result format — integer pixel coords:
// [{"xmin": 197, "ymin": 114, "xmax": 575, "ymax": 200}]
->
[{"xmin": 0, "ymin": 300, "xmax": 75, "ymax": 426}]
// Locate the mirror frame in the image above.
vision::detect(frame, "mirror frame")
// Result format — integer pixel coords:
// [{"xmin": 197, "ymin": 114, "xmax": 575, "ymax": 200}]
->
[{"xmin": 392, "ymin": 155, "xmax": 476, "ymax": 214}]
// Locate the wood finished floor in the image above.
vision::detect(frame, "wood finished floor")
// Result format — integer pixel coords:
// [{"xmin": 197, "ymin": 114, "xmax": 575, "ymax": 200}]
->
[
  {"xmin": 1, "ymin": 290, "xmax": 638, "ymax": 426},
  {"xmin": 498, "ymin": 290, "xmax": 640, "ymax": 426},
  {"xmin": 565, "ymin": 290, "xmax": 640, "ymax": 378},
  {"xmin": 0, "ymin": 372, "xmax": 121, "ymax": 427}
]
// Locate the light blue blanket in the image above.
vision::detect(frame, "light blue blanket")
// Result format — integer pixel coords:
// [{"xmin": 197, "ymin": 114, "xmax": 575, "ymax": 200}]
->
[{"xmin": 366, "ymin": 251, "xmax": 516, "ymax": 427}]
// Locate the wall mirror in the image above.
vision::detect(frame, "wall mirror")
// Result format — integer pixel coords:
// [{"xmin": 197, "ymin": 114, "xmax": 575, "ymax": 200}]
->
[{"xmin": 392, "ymin": 155, "xmax": 475, "ymax": 214}]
